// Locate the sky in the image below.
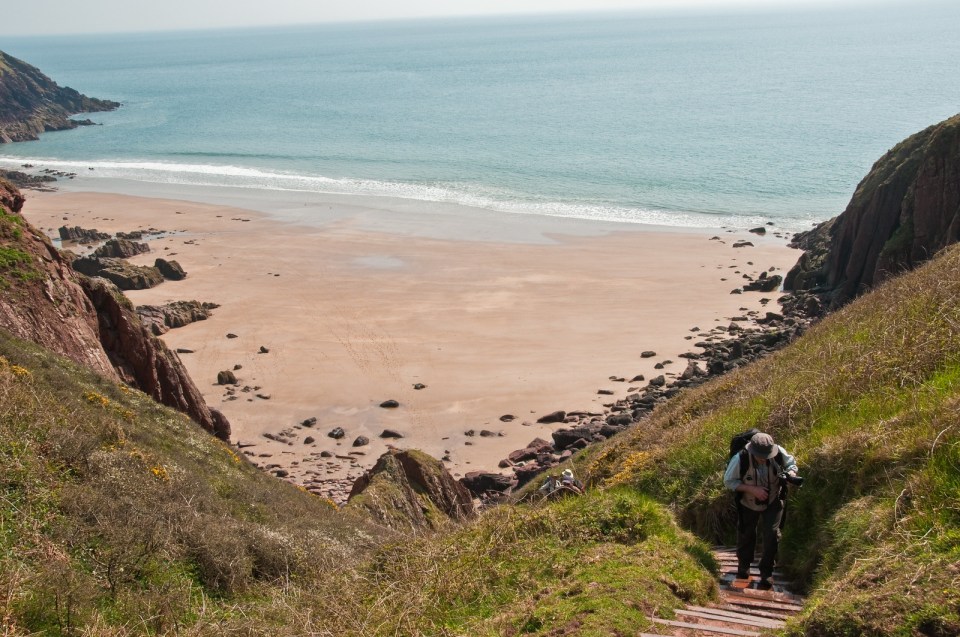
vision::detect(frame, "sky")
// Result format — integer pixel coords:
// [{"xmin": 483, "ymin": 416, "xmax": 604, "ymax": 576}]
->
[{"xmin": 3, "ymin": 0, "xmax": 884, "ymax": 36}]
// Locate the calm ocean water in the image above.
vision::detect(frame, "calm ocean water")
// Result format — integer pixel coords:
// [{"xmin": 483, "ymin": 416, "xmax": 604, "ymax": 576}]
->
[{"xmin": 2, "ymin": 2, "xmax": 959, "ymax": 231}]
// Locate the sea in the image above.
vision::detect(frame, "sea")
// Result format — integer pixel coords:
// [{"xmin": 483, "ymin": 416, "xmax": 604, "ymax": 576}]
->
[{"xmin": 2, "ymin": 1, "xmax": 959, "ymax": 233}]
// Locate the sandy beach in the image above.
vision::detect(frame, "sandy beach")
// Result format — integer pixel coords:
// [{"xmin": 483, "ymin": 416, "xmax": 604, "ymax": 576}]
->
[{"xmin": 21, "ymin": 186, "xmax": 800, "ymax": 500}]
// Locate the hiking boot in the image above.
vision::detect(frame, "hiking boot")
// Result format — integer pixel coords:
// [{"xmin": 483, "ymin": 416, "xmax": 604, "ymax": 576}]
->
[{"xmin": 757, "ymin": 578, "xmax": 773, "ymax": 590}]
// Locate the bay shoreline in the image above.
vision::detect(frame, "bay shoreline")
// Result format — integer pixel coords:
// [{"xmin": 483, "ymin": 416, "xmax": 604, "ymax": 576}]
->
[{"xmin": 20, "ymin": 181, "xmax": 801, "ymax": 502}]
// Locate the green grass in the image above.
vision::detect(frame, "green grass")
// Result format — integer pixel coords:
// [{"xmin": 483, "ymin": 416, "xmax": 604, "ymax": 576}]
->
[
  {"xmin": 339, "ymin": 487, "xmax": 716, "ymax": 636},
  {"xmin": 0, "ymin": 330, "xmax": 384, "ymax": 635}
]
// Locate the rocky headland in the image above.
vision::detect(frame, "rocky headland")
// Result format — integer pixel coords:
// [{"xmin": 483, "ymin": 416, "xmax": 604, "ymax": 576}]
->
[
  {"xmin": 0, "ymin": 50, "xmax": 119, "ymax": 144},
  {"xmin": 786, "ymin": 112, "xmax": 960, "ymax": 308}
]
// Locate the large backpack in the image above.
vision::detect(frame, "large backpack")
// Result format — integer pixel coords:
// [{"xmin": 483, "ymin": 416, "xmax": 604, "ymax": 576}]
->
[{"xmin": 728, "ymin": 429, "xmax": 788, "ymax": 513}]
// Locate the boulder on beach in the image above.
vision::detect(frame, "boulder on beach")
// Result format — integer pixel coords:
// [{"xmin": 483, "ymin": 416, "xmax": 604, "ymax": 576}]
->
[
  {"xmin": 217, "ymin": 370, "xmax": 238, "ymax": 385},
  {"xmin": 536, "ymin": 410, "xmax": 566, "ymax": 424},
  {"xmin": 92, "ymin": 238, "xmax": 150, "ymax": 259},
  {"xmin": 328, "ymin": 427, "xmax": 345, "ymax": 439},
  {"xmin": 72, "ymin": 256, "xmax": 164, "ymax": 291},
  {"xmin": 379, "ymin": 399, "xmax": 400, "ymax": 409},
  {"xmin": 352, "ymin": 436, "xmax": 369, "ymax": 447},
  {"xmin": 155, "ymin": 258, "xmax": 187, "ymax": 280}
]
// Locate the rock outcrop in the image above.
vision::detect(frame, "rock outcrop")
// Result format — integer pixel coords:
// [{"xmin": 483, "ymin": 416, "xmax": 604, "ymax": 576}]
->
[
  {"xmin": 92, "ymin": 238, "xmax": 150, "ymax": 259},
  {"xmin": 81, "ymin": 276, "xmax": 230, "ymax": 440},
  {"xmin": 0, "ymin": 50, "xmax": 120, "ymax": 144},
  {"xmin": 348, "ymin": 449, "xmax": 474, "ymax": 530},
  {"xmin": 58, "ymin": 226, "xmax": 110, "ymax": 243},
  {"xmin": 136, "ymin": 300, "xmax": 219, "ymax": 335},
  {"xmin": 786, "ymin": 113, "xmax": 960, "ymax": 307},
  {"xmin": 72, "ymin": 256, "xmax": 165, "ymax": 290}
]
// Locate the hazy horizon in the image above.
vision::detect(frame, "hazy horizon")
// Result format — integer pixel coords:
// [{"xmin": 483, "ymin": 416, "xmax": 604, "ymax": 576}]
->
[{"xmin": 3, "ymin": 0, "xmax": 908, "ymax": 37}]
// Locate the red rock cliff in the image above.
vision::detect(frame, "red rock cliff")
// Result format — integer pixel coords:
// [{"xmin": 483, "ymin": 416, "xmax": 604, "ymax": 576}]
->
[
  {"xmin": 787, "ymin": 113, "xmax": 960, "ymax": 307},
  {"xmin": 0, "ymin": 180, "xmax": 229, "ymax": 440}
]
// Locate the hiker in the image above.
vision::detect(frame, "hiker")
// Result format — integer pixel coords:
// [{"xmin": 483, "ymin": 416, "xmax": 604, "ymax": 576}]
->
[
  {"xmin": 559, "ymin": 468, "xmax": 584, "ymax": 494},
  {"xmin": 538, "ymin": 474, "xmax": 561, "ymax": 496},
  {"xmin": 724, "ymin": 431, "xmax": 798, "ymax": 590}
]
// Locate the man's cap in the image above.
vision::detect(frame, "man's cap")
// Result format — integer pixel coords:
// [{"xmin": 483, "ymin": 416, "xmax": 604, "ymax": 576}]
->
[
  {"xmin": 746, "ymin": 432, "xmax": 778, "ymax": 459},
  {"xmin": 562, "ymin": 469, "xmax": 574, "ymax": 478}
]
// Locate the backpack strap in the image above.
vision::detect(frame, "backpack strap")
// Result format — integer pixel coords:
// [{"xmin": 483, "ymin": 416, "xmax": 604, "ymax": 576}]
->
[{"xmin": 738, "ymin": 448, "xmax": 750, "ymax": 480}]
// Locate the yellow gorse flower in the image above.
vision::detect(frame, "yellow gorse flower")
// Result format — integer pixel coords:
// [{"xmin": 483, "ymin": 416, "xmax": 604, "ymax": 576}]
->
[
  {"xmin": 84, "ymin": 391, "xmax": 110, "ymax": 407},
  {"xmin": 150, "ymin": 465, "xmax": 170, "ymax": 482},
  {"xmin": 605, "ymin": 451, "xmax": 652, "ymax": 487}
]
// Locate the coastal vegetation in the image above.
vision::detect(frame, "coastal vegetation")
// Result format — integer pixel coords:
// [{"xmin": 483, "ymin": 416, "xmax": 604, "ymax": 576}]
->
[{"xmin": 3, "ymin": 238, "xmax": 960, "ymax": 635}]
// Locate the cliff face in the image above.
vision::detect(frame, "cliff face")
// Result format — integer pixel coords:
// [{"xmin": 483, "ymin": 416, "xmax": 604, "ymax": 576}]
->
[
  {"xmin": 0, "ymin": 50, "xmax": 120, "ymax": 143},
  {"xmin": 0, "ymin": 180, "xmax": 229, "ymax": 439},
  {"xmin": 0, "ymin": 178, "xmax": 117, "ymax": 378},
  {"xmin": 81, "ymin": 277, "xmax": 230, "ymax": 440},
  {"xmin": 787, "ymin": 113, "xmax": 960, "ymax": 307}
]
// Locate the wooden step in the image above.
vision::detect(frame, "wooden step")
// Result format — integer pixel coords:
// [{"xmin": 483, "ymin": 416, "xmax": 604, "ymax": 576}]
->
[
  {"xmin": 684, "ymin": 605, "xmax": 787, "ymax": 627},
  {"xmin": 720, "ymin": 584, "xmax": 804, "ymax": 605},
  {"xmin": 676, "ymin": 608, "xmax": 784, "ymax": 629},
  {"xmin": 708, "ymin": 603, "xmax": 792, "ymax": 621},
  {"xmin": 649, "ymin": 616, "xmax": 761, "ymax": 636},
  {"xmin": 721, "ymin": 592, "xmax": 805, "ymax": 614}
]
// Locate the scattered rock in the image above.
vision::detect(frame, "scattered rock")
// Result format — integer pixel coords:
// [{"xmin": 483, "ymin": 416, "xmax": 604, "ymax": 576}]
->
[
  {"xmin": 328, "ymin": 427, "xmax": 345, "ymax": 439},
  {"xmin": 413, "ymin": 383, "xmax": 426, "ymax": 390},
  {"xmin": 302, "ymin": 417, "xmax": 317, "ymax": 427},
  {"xmin": 259, "ymin": 345, "xmax": 270, "ymax": 353},
  {"xmin": 379, "ymin": 399, "xmax": 400, "ymax": 409},
  {"xmin": 380, "ymin": 429, "xmax": 404, "ymax": 439},
  {"xmin": 217, "ymin": 370, "xmax": 238, "ymax": 385},
  {"xmin": 499, "ymin": 414, "xmax": 516, "ymax": 422},
  {"xmin": 640, "ymin": 350, "xmax": 657, "ymax": 358},
  {"xmin": 352, "ymin": 436, "xmax": 369, "ymax": 447}
]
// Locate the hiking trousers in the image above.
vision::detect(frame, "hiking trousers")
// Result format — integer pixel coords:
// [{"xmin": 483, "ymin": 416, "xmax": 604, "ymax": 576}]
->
[{"xmin": 736, "ymin": 498, "xmax": 784, "ymax": 578}]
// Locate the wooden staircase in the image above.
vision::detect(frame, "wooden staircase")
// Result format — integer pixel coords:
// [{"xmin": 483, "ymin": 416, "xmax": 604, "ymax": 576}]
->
[{"xmin": 642, "ymin": 547, "xmax": 805, "ymax": 636}]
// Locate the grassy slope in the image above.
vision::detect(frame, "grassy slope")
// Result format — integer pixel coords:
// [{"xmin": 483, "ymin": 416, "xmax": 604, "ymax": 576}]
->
[
  {"xmin": 0, "ymin": 326, "xmax": 716, "ymax": 636},
  {"xmin": 0, "ymin": 330, "xmax": 387, "ymax": 635},
  {"xmin": 579, "ymin": 243, "xmax": 960, "ymax": 635}
]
